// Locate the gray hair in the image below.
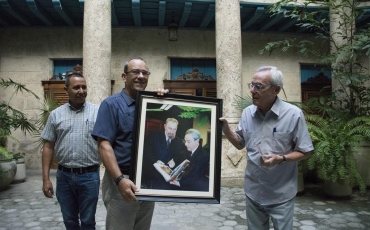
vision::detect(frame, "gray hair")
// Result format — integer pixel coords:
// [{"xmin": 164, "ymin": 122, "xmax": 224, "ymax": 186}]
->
[
  {"xmin": 185, "ymin": 128, "xmax": 201, "ymax": 140},
  {"xmin": 256, "ymin": 66, "xmax": 284, "ymax": 88},
  {"xmin": 166, "ymin": 118, "xmax": 179, "ymax": 125}
]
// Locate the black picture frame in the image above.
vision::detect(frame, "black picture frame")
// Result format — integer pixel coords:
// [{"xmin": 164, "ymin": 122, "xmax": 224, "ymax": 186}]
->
[{"xmin": 130, "ymin": 91, "xmax": 223, "ymax": 203}]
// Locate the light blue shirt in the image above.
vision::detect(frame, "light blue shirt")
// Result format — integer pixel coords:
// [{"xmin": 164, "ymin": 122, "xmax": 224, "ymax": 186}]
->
[
  {"xmin": 41, "ymin": 101, "xmax": 100, "ymax": 168},
  {"xmin": 236, "ymin": 97, "xmax": 314, "ymax": 205}
]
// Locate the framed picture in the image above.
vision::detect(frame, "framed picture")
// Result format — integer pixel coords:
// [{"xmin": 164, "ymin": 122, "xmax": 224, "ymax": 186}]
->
[{"xmin": 130, "ymin": 91, "xmax": 223, "ymax": 203}]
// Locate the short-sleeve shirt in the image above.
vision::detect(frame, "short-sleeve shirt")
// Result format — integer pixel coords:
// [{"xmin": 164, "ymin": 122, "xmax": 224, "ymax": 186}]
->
[
  {"xmin": 235, "ymin": 97, "xmax": 314, "ymax": 205},
  {"xmin": 92, "ymin": 89, "xmax": 135, "ymax": 166},
  {"xmin": 40, "ymin": 101, "xmax": 100, "ymax": 168}
]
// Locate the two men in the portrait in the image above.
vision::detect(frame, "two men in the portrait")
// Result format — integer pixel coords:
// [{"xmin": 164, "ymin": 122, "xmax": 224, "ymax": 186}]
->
[{"xmin": 142, "ymin": 117, "xmax": 210, "ymax": 192}]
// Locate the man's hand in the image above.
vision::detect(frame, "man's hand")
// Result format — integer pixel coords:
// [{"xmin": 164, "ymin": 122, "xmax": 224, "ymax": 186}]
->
[
  {"xmin": 260, "ymin": 154, "xmax": 283, "ymax": 167},
  {"xmin": 42, "ymin": 180, "xmax": 54, "ymax": 198},
  {"xmin": 219, "ymin": 116, "xmax": 245, "ymax": 150},
  {"xmin": 219, "ymin": 117, "xmax": 230, "ymax": 132},
  {"xmin": 117, "ymin": 178, "xmax": 140, "ymax": 204},
  {"xmin": 170, "ymin": 180, "xmax": 180, "ymax": 187},
  {"xmin": 154, "ymin": 88, "xmax": 169, "ymax": 96},
  {"xmin": 168, "ymin": 159, "xmax": 175, "ymax": 168}
]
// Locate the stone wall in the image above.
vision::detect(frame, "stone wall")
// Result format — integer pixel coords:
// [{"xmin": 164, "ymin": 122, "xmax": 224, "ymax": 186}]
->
[{"xmin": 0, "ymin": 27, "xmax": 319, "ymax": 185}]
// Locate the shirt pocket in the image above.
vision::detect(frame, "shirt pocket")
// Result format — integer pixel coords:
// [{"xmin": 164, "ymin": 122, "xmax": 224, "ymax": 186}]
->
[
  {"xmin": 119, "ymin": 111, "xmax": 135, "ymax": 132},
  {"xmin": 86, "ymin": 120, "xmax": 95, "ymax": 138},
  {"xmin": 272, "ymin": 132, "xmax": 293, "ymax": 154}
]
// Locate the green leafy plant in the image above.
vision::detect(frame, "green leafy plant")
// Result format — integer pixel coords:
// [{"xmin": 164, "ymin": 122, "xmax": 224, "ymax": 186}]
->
[
  {"xmin": 0, "ymin": 79, "xmax": 39, "ymax": 143},
  {"xmin": 306, "ymin": 114, "xmax": 370, "ymax": 192},
  {"xmin": 0, "ymin": 78, "xmax": 39, "ymax": 159},
  {"xmin": 260, "ymin": 0, "xmax": 370, "ymax": 118},
  {"xmin": 0, "ymin": 147, "xmax": 13, "ymax": 161},
  {"xmin": 233, "ymin": 95, "xmax": 253, "ymax": 112},
  {"xmin": 12, "ymin": 152, "xmax": 25, "ymax": 161},
  {"xmin": 259, "ymin": 0, "xmax": 370, "ymax": 191},
  {"xmin": 34, "ymin": 96, "xmax": 59, "ymax": 149},
  {"xmin": 178, "ymin": 106, "xmax": 211, "ymax": 127}
]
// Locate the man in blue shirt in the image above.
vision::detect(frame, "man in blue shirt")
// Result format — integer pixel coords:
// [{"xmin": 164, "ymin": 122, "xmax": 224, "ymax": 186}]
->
[
  {"xmin": 92, "ymin": 57, "xmax": 167, "ymax": 230},
  {"xmin": 220, "ymin": 66, "xmax": 314, "ymax": 229},
  {"xmin": 41, "ymin": 70, "xmax": 100, "ymax": 230}
]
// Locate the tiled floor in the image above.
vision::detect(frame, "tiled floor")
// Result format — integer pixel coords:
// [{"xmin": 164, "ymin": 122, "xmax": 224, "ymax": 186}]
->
[{"xmin": 0, "ymin": 169, "xmax": 369, "ymax": 230}]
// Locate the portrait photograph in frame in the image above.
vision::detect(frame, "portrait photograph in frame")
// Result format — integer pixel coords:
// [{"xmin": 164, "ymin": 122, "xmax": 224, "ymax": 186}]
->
[{"xmin": 130, "ymin": 90, "xmax": 223, "ymax": 203}]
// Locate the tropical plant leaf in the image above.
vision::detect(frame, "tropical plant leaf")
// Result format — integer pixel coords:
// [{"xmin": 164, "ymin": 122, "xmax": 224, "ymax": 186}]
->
[{"xmin": 177, "ymin": 106, "xmax": 212, "ymax": 127}]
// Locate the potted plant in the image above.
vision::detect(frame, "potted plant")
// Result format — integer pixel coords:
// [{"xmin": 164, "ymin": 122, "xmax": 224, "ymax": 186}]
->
[
  {"xmin": 12, "ymin": 152, "xmax": 26, "ymax": 183},
  {"xmin": 0, "ymin": 78, "xmax": 39, "ymax": 189},
  {"xmin": 305, "ymin": 113, "xmax": 370, "ymax": 196},
  {"xmin": 259, "ymin": 0, "xmax": 370, "ymax": 194},
  {"xmin": 0, "ymin": 147, "xmax": 16, "ymax": 190}
]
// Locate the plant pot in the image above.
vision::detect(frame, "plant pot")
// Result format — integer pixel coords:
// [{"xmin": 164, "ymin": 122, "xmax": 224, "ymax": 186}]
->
[
  {"xmin": 354, "ymin": 141, "xmax": 370, "ymax": 187},
  {"xmin": 0, "ymin": 159, "xmax": 17, "ymax": 191},
  {"xmin": 296, "ymin": 171, "xmax": 305, "ymax": 196},
  {"xmin": 296, "ymin": 162, "xmax": 305, "ymax": 196},
  {"xmin": 324, "ymin": 177, "xmax": 352, "ymax": 199},
  {"xmin": 12, "ymin": 158, "xmax": 26, "ymax": 183}
]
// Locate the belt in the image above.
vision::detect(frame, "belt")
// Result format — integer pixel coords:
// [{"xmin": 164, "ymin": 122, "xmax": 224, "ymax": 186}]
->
[{"xmin": 58, "ymin": 164, "xmax": 100, "ymax": 174}]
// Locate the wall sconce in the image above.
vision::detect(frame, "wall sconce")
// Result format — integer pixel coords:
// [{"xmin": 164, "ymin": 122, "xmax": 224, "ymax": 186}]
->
[{"xmin": 168, "ymin": 16, "xmax": 178, "ymax": 41}]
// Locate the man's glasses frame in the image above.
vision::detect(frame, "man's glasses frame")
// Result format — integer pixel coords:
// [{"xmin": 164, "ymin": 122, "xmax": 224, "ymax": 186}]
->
[
  {"xmin": 248, "ymin": 83, "xmax": 272, "ymax": 91},
  {"xmin": 126, "ymin": 69, "xmax": 151, "ymax": 77}
]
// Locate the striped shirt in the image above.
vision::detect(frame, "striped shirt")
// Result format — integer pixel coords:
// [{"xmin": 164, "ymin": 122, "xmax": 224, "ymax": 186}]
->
[{"xmin": 41, "ymin": 101, "xmax": 100, "ymax": 168}]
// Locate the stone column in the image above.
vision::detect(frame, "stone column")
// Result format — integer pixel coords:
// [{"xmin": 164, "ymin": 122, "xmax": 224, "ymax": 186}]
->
[
  {"xmin": 215, "ymin": 0, "xmax": 244, "ymax": 186},
  {"xmin": 83, "ymin": 0, "xmax": 111, "ymax": 104},
  {"xmin": 330, "ymin": 3, "xmax": 354, "ymax": 102}
]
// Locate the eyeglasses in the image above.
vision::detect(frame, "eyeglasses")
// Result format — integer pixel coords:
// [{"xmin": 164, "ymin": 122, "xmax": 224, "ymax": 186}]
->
[
  {"xmin": 248, "ymin": 83, "xmax": 272, "ymax": 91},
  {"xmin": 126, "ymin": 69, "xmax": 151, "ymax": 77}
]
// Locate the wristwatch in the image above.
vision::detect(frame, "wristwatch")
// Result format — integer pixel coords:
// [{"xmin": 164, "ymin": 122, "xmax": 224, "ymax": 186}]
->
[
  {"xmin": 279, "ymin": 155, "xmax": 286, "ymax": 164},
  {"xmin": 113, "ymin": 174, "xmax": 125, "ymax": 185}
]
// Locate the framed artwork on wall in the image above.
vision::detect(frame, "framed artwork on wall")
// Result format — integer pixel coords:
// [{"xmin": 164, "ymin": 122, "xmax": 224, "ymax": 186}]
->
[{"xmin": 130, "ymin": 91, "xmax": 223, "ymax": 203}]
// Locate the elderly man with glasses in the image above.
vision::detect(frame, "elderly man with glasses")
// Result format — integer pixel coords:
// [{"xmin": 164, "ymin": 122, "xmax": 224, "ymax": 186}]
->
[
  {"xmin": 220, "ymin": 66, "xmax": 314, "ymax": 230},
  {"xmin": 169, "ymin": 128, "xmax": 210, "ymax": 191}
]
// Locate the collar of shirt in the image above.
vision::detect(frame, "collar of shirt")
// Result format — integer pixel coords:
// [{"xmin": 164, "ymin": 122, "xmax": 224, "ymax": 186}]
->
[
  {"xmin": 251, "ymin": 96, "xmax": 281, "ymax": 118},
  {"xmin": 68, "ymin": 101, "xmax": 86, "ymax": 112},
  {"xmin": 191, "ymin": 146, "xmax": 198, "ymax": 156},
  {"xmin": 121, "ymin": 89, "xmax": 135, "ymax": 106},
  {"xmin": 270, "ymin": 97, "xmax": 281, "ymax": 116}
]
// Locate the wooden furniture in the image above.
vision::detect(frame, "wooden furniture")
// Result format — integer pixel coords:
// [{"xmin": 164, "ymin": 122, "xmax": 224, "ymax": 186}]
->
[
  {"xmin": 164, "ymin": 68, "xmax": 217, "ymax": 98},
  {"xmin": 41, "ymin": 80, "xmax": 69, "ymax": 106},
  {"xmin": 163, "ymin": 80, "xmax": 217, "ymax": 98}
]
